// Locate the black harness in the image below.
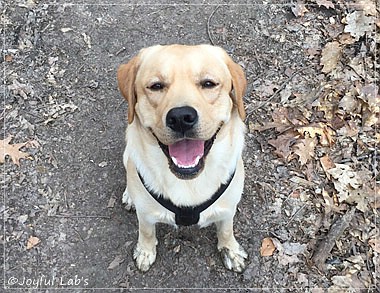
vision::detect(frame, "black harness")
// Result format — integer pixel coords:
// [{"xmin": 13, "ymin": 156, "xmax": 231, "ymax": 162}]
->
[{"xmin": 137, "ymin": 169, "xmax": 236, "ymax": 226}]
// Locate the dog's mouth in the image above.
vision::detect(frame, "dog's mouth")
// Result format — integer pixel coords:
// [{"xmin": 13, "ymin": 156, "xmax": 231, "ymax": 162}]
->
[{"xmin": 156, "ymin": 129, "xmax": 220, "ymax": 180}]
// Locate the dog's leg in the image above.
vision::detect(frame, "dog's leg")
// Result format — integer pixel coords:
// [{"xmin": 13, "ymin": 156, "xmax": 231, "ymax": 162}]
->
[
  {"xmin": 122, "ymin": 187, "xmax": 135, "ymax": 211},
  {"xmin": 216, "ymin": 218, "xmax": 248, "ymax": 273},
  {"xmin": 133, "ymin": 216, "xmax": 157, "ymax": 272}
]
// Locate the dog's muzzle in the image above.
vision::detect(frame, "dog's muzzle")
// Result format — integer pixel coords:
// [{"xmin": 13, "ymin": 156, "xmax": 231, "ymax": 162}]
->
[
  {"xmin": 156, "ymin": 131, "xmax": 219, "ymax": 179},
  {"xmin": 151, "ymin": 106, "xmax": 222, "ymax": 179}
]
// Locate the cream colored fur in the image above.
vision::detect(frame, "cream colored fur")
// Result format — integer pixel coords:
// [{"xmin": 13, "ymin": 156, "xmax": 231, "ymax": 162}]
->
[{"xmin": 117, "ymin": 44, "xmax": 248, "ymax": 272}]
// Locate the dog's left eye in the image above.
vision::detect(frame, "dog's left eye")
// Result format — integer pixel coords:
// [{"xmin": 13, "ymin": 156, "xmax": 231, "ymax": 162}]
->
[{"xmin": 201, "ymin": 80, "xmax": 218, "ymax": 89}]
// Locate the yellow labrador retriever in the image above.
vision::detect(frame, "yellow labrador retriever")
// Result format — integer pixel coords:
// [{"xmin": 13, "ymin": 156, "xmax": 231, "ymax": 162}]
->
[{"xmin": 117, "ymin": 44, "xmax": 247, "ymax": 272}]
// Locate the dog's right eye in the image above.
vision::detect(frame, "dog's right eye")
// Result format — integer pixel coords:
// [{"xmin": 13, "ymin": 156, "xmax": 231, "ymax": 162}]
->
[{"xmin": 148, "ymin": 82, "xmax": 165, "ymax": 91}]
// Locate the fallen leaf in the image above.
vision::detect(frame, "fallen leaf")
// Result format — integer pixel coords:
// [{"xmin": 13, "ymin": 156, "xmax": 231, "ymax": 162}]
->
[
  {"xmin": 268, "ymin": 132, "xmax": 299, "ymax": 160},
  {"xmin": 296, "ymin": 122, "xmax": 335, "ymax": 146},
  {"xmin": 107, "ymin": 255, "xmax": 125, "ymax": 270},
  {"xmin": 293, "ymin": 136, "xmax": 316, "ymax": 165},
  {"xmin": 291, "ymin": 3, "xmax": 309, "ymax": 17},
  {"xmin": 260, "ymin": 237, "xmax": 276, "ymax": 256},
  {"xmin": 297, "ymin": 273, "xmax": 309, "ymax": 286},
  {"xmin": 344, "ymin": 11, "xmax": 375, "ymax": 40},
  {"xmin": 82, "ymin": 33, "xmax": 92, "ymax": 49},
  {"xmin": 320, "ymin": 41, "xmax": 341, "ymax": 73},
  {"xmin": 282, "ymin": 241, "xmax": 307, "ymax": 255},
  {"xmin": 326, "ymin": 164, "xmax": 372, "ymax": 211},
  {"xmin": 18, "ymin": 214, "xmax": 28, "ymax": 224},
  {"xmin": 358, "ymin": 83, "xmax": 380, "ymax": 114},
  {"xmin": 328, "ymin": 164, "xmax": 362, "ymax": 191},
  {"xmin": 336, "ymin": 120, "xmax": 359, "ymax": 137},
  {"xmin": 320, "ymin": 155, "xmax": 335, "ymax": 177},
  {"xmin": 107, "ymin": 196, "xmax": 116, "ymax": 208},
  {"xmin": 339, "ymin": 33, "xmax": 356, "ymax": 45},
  {"xmin": 355, "ymin": 0, "xmax": 377, "ymax": 16},
  {"xmin": 8, "ymin": 79, "xmax": 34, "ymax": 99},
  {"xmin": 27, "ymin": 236, "xmax": 40, "ymax": 250},
  {"xmin": 368, "ymin": 237, "xmax": 380, "ymax": 253},
  {"xmin": 339, "ymin": 93, "xmax": 359, "ymax": 115},
  {"xmin": 60, "ymin": 27, "xmax": 73, "ymax": 33},
  {"xmin": 315, "ymin": 0, "xmax": 334, "ymax": 9},
  {"xmin": 0, "ymin": 136, "xmax": 33, "ymax": 166},
  {"xmin": 272, "ymin": 238, "xmax": 307, "ymax": 266},
  {"xmin": 330, "ymin": 273, "xmax": 367, "ymax": 290},
  {"xmin": 255, "ymin": 82, "xmax": 278, "ymax": 98},
  {"xmin": 322, "ymin": 189, "xmax": 335, "ymax": 214}
]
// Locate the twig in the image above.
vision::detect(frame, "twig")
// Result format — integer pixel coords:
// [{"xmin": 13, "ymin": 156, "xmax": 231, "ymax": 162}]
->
[
  {"xmin": 285, "ymin": 204, "xmax": 307, "ymax": 227},
  {"xmin": 347, "ymin": 64, "xmax": 365, "ymax": 81},
  {"xmin": 73, "ymin": 227, "xmax": 85, "ymax": 242},
  {"xmin": 253, "ymin": 49, "xmax": 263, "ymax": 69},
  {"xmin": 311, "ymin": 206, "xmax": 356, "ymax": 271},
  {"xmin": 207, "ymin": 4, "xmax": 221, "ymax": 46},
  {"xmin": 48, "ymin": 214, "xmax": 111, "ymax": 219},
  {"xmin": 115, "ymin": 47, "xmax": 126, "ymax": 56},
  {"xmin": 255, "ymin": 64, "xmax": 314, "ymax": 110}
]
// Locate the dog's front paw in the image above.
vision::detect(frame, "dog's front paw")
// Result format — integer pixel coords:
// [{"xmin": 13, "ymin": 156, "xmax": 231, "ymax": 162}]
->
[
  {"xmin": 122, "ymin": 189, "xmax": 135, "ymax": 211},
  {"xmin": 219, "ymin": 245, "xmax": 248, "ymax": 273},
  {"xmin": 133, "ymin": 243, "xmax": 156, "ymax": 272}
]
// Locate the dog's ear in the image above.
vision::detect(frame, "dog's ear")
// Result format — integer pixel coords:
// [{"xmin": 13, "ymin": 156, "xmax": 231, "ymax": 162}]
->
[
  {"xmin": 117, "ymin": 56, "xmax": 140, "ymax": 124},
  {"xmin": 227, "ymin": 59, "xmax": 247, "ymax": 121}
]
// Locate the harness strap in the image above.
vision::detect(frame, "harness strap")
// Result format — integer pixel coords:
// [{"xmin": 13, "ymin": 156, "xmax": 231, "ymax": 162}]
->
[{"xmin": 137, "ymin": 169, "xmax": 236, "ymax": 226}]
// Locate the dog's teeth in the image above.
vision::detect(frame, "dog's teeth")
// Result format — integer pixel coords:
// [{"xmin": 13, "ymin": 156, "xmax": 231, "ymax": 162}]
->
[
  {"xmin": 194, "ymin": 155, "xmax": 201, "ymax": 166},
  {"xmin": 171, "ymin": 157, "xmax": 178, "ymax": 166},
  {"xmin": 171, "ymin": 155, "xmax": 202, "ymax": 169}
]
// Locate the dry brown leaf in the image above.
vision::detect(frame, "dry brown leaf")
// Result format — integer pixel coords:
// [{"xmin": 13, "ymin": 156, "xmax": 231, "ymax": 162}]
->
[
  {"xmin": 256, "ymin": 82, "xmax": 278, "ymax": 98},
  {"xmin": 291, "ymin": 3, "xmax": 309, "ymax": 17},
  {"xmin": 358, "ymin": 84, "xmax": 380, "ymax": 116},
  {"xmin": 320, "ymin": 155, "xmax": 335, "ymax": 179},
  {"xmin": 268, "ymin": 132, "xmax": 299, "ymax": 160},
  {"xmin": 339, "ymin": 93, "xmax": 359, "ymax": 115},
  {"xmin": 344, "ymin": 11, "xmax": 375, "ymax": 40},
  {"xmin": 368, "ymin": 237, "xmax": 380, "ymax": 253},
  {"xmin": 0, "ymin": 136, "xmax": 33, "ymax": 166},
  {"xmin": 8, "ymin": 79, "xmax": 34, "ymax": 99},
  {"xmin": 328, "ymin": 164, "xmax": 362, "ymax": 190},
  {"xmin": 296, "ymin": 122, "xmax": 335, "ymax": 146},
  {"xmin": 320, "ymin": 41, "xmax": 341, "ymax": 73},
  {"xmin": 356, "ymin": 0, "xmax": 377, "ymax": 16},
  {"xmin": 357, "ymin": 83, "xmax": 379, "ymax": 126},
  {"xmin": 293, "ymin": 136, "xmax": 316, "ymax": 165},
  {"xmin": 260, "ymin": 237, "xmax": 276, "ymax": 256},
  {"xmin": 107, "ymin": 255, "xmax": 125, "ymax": 270},
  {"xmin": 26, "ymin": 236, "xmax": 40, "ymax": 250},
  {"xmin": 326, "ymin": 164, "xmax": 373, "ymax": 211},
  {"xmin": 336, "ymin": 120, "xmax": 359, "ymax": 137},
  {"xmin": 339, "ymin": 33, "xmax": 356, "ymax": 45}
]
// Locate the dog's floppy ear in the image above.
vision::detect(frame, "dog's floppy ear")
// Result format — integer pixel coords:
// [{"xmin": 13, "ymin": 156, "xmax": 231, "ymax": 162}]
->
[
  {"xmin": 226, "ymin": 59, "xmax": 247, "ymax": 121},
  {"xmin": 117, "ymin": 55, "xmax": 140, "ymax": 124}
]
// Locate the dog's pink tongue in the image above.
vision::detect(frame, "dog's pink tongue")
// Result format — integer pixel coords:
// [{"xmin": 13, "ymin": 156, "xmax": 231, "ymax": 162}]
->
[{"xmin": 168, "ymin": 140, "xmax": 204, "ymax": 167}]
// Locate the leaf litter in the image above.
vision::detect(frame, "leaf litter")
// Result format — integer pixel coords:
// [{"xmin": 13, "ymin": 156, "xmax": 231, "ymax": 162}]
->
[{"xmin": 249, "ymin": 1, "xmax": 378, "ymax": 290}]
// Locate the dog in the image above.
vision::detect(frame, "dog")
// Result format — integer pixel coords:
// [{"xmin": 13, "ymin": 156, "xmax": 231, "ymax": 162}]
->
[{"xmin": 117, "ymin": 44, "xmax": 248, "ymax": 273}]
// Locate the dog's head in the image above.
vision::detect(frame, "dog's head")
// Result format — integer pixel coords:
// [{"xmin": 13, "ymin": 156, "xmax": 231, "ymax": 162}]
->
[{"xmin": 117, "ymin": 44, "xmax": 246, "ymax": 179}]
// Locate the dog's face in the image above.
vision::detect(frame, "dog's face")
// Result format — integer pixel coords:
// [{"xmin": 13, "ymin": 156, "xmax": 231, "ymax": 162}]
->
[{"xmin": 117, "ymin": 45, "xmax": 246, "ymax": 179}]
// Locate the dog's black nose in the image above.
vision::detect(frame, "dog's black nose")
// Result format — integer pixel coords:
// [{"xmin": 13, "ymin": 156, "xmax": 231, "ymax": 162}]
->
[{"xmin": 166, "ymin": 106, "xmax": 198, "ymax": 133}]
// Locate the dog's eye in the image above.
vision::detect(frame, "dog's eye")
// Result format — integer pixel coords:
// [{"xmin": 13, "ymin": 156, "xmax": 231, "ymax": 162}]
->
[
  {"xmin": 148, "ymin": 82, "xmax": 165, "ymax": 91},
  {"xmin": 201, "ymin": 80, "xmax": 218, "ymax": 89}
]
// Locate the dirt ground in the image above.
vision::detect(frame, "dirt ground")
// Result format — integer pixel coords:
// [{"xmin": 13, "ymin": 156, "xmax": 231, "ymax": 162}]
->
[{"xmin": 1, "ymin": 1, "xmax": 378, "ymax": 292}]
